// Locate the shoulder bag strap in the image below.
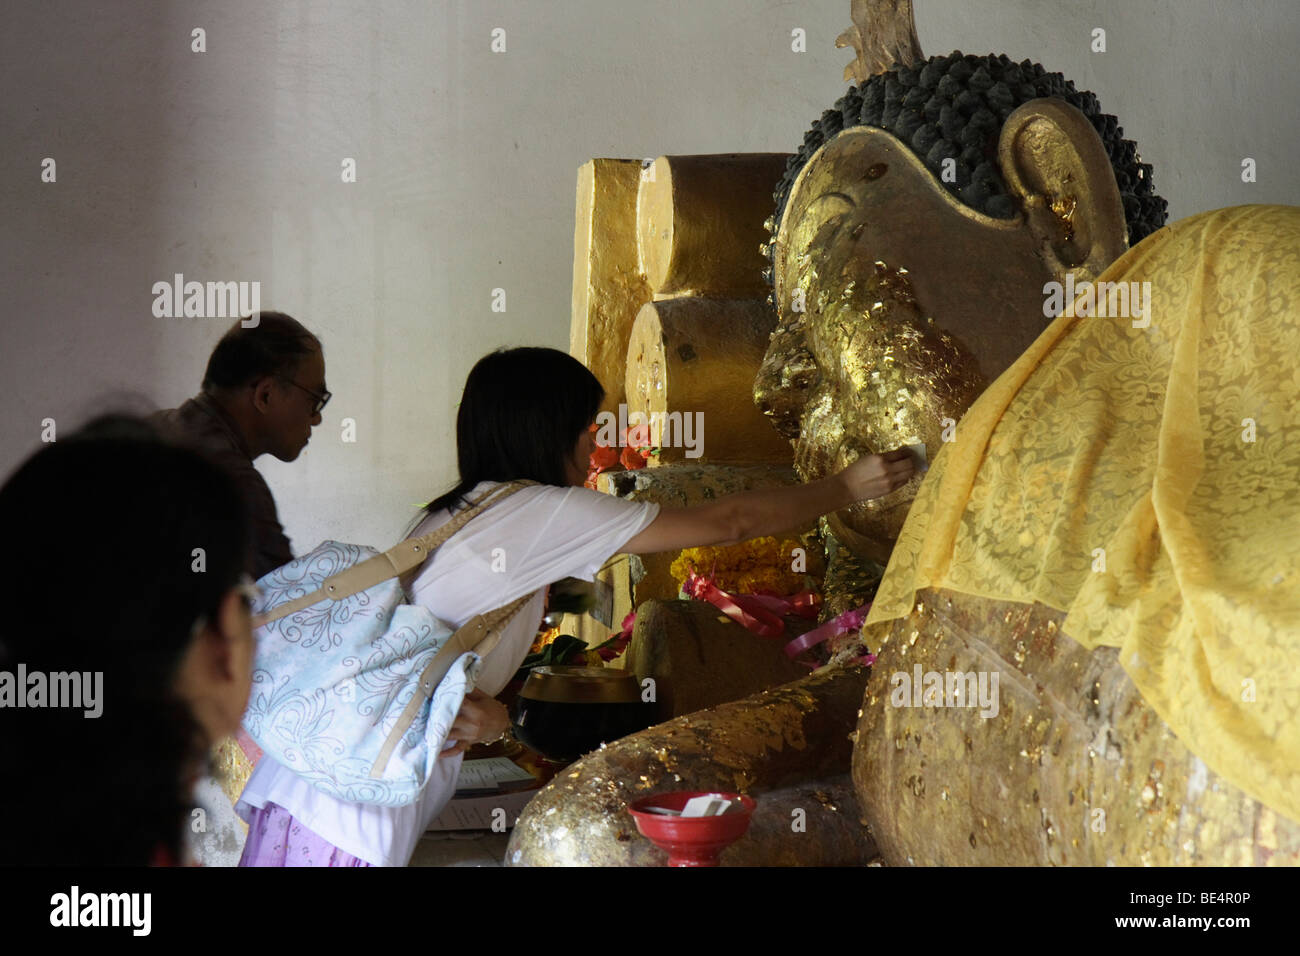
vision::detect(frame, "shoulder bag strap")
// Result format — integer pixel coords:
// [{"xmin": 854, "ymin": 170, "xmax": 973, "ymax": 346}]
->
[
  {"xmin": 368, "ymin": 588, "xmax": 537, "ymax": 779},
  {"xmin": 254, "ymin": 480, "xmax": 534, "ymax": 627}
]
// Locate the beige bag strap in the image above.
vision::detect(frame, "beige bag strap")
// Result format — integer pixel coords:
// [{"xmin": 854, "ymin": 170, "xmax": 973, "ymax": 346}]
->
[
  {"xmin": 254, "ymin": 480, "xmax": 533, "ymax": 627},
  {"xmin": 368, "ymin": 589, "xmax": 536, "ymax": 778}
]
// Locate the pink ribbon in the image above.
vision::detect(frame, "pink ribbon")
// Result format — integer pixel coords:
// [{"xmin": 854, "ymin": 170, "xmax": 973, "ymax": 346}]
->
[
  {"xmin": 782, "ymin": 603, "xmax": 873, "ymax": 662},
  {"xmin": 683, "ymin": 572, "xmax": 787, "ymax": 637},
  {"xmin": 741, "ymin": 589, "xmax": 821, "ymax": 621},
  {"xmin": 592, "ymin": 610, "xmax": 638, "ymax": 662},
  {"xmin": 681, "ymin": 570, "xmax": 832, "ymax": 662},
  {"xmin": 679, "ymin": 570, "xmax": 876, "ymax": 668}
]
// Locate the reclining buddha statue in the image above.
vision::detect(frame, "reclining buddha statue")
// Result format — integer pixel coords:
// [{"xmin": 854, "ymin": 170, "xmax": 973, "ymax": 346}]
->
[{"xmin": 507, "ymin": 0, "xmax": 1300, "ymax": 866}]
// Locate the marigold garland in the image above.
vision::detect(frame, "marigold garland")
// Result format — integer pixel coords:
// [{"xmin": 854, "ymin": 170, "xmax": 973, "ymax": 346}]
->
[
  {"xmin": 529, "ymin": 626, "xmax": 562, "ymax": 656},
  {"xmin": 670, "ymin": 536, "xmax": 824, "ymax": 596}
]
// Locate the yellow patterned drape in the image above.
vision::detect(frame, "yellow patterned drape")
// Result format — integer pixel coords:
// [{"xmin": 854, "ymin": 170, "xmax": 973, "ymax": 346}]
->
[{"xmin": 868, "ymin": 205, "xmax": 1300, "ymax": 822}]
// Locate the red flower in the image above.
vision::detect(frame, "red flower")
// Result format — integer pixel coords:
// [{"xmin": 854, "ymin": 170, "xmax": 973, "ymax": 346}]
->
[
  {"xmin": 586, "ymin": 423, "xmax": 660, "ymax": 485},
  {"xmin": 586, "ymin": 427, "xmax": 622, "ymax": 488},
  {"xmin": 618, "ymin": 425, "xmax": 657, "ymax": 470},
  {"xmin": 620, "ymin": 444, "xmax": 647, "ymax": 470},
  {"xmin": 590, "ymin": 443, "xmax": 620, "ymax": 471}
]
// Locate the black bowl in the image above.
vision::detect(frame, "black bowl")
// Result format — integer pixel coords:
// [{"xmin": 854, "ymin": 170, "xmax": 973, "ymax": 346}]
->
[{"xmin": 511, "ymin": 667, "xmax": 655, "ymax": 762}]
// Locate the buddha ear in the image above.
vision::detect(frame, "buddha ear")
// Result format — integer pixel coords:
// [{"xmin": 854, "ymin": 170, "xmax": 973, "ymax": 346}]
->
[
  {"xmin": 997, "ymin": 98, "xmax": 1129, "ymax": 282},
  {"xmin": 774, "ymin": 191, "xmax": 857, "ymax": 298}
]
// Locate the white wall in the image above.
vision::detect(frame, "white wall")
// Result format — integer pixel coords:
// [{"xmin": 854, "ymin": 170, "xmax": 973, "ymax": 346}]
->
[{"xmin": 2, "ymin": 0, "xmax": 1297, "ymax": 551}]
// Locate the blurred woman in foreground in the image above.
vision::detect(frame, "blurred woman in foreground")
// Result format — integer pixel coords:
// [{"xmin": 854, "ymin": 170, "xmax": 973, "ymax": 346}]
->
[{"xmin": 0, "ymin": 416, "xmax": 255, "ymax": 865}]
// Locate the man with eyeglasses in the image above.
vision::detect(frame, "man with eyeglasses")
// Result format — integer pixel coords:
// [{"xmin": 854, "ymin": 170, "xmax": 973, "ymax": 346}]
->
[{"xmin": 153, "ymin": 311, "xmax": 328, "ymax": 578}]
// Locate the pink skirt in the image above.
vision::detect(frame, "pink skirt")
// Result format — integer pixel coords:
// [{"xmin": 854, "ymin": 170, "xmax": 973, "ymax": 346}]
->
[{"xmin": 238, "ymin": 802, "xmax": 372, "ymax": 867}]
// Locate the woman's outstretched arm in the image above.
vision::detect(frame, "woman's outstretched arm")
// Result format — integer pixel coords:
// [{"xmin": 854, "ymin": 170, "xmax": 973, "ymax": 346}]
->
[{"xmin": 619, "ymin": 449, "xmax": 916, "ymax": 555}]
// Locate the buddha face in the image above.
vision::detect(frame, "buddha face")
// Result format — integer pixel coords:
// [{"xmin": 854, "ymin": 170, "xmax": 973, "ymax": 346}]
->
[{"xmin": 755, "ymin": 100, "xmax": 1129, "ymax": 564}]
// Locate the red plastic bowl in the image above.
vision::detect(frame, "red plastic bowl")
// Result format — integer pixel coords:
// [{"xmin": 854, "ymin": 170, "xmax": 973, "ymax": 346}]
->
[{"xmin": 628, "ymin": 791, "xmax": 757, "ymax": 867}]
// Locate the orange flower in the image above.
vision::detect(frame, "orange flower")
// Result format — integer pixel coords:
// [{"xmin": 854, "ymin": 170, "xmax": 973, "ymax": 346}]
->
[
  {"xmin": 590, "ymin": 443, "xmax": 620, "ymax": 471},
  {"xmin": 586, "ymin": 424, "xmax": 658, "ymax": 483},
  {"xmin": 619, "ymin": 425, "xmax": 657, "ymax": 470},
  {"xmin": 620, "ymin": 444, "xmax": 647, "ymax": 470},
  {"xmin": 586, "ymin": 429, "xmax": 623, "ymax": 488}
]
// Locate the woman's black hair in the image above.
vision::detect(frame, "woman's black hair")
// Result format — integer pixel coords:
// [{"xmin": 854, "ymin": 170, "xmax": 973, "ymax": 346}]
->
[
  {"xmin": 0, "ymin": 415, "xmax": 249, "ymax": 865},
  {"xmin": 425, "ymin": 348, "xmax": 605, "ymax": 515}
]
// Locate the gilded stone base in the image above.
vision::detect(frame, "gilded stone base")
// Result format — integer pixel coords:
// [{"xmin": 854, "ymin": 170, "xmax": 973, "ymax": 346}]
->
[
  {"xmin": 625, "ymin": 599, "xmax": 812, "ymax": 722},
  {"xmin": 854, "ymin": 588, "xmax": 1300, "ymax": 865},
  {"xmin": 506, "ymin": 667, "xmax": 870, "ymax": 866}
]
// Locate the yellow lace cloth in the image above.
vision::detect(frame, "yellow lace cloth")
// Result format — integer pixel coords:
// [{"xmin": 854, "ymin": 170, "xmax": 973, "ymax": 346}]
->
[{"xmin": 869, "ymin": 205, "xmax": 1300, "ymax": 822}]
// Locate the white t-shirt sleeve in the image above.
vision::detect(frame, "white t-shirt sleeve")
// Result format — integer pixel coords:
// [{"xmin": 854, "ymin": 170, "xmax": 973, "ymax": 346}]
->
[
  {"xmin": 408, "ymin": 483, "xmax": 660, "ymax": 622},
  {"xmin": 504, "ymin": 485, "xmax": 659, "ymax": 588}
]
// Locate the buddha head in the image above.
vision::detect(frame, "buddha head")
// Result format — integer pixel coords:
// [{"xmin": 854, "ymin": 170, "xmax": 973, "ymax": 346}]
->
[{"xmin": 755, "ymin": 52, "xmax": 1166, "ymax": 566}]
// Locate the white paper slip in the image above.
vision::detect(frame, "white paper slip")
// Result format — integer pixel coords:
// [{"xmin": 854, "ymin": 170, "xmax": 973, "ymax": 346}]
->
[
  {"xmin": 681, "ymin": 794, "xmax": 734, "ymax": 817},
  {"xmin": 907, "ymin": 442, "xmax": 929, "ymax": 474},
  {"xmin": 455, "ymin": 757, "xmax": 537, "ymax": 792},
  {"xmin": 427, "ymin": 789, "xmax": 537, "ymax": 832}
]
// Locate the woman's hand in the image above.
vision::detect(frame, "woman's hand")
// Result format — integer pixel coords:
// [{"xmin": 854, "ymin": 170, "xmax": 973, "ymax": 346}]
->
[
  {"xmin": 440, "ymin": 688, "xmax": 511, "ymax": 757},
  {"xmin": 837, "ymin": 448, "xmax": 917, "ymax": 502}
]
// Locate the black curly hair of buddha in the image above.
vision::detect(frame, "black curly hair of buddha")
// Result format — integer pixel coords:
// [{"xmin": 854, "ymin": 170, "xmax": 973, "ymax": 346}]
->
[{"xmin": 764, "ymin": 51, "xmax": 1168, "ymax": 285}]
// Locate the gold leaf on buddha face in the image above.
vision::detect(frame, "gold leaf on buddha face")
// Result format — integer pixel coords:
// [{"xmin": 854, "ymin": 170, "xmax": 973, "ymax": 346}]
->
[{"xmin": 756, "ymin": 125, "xmax": 1083, "ymax": 561}]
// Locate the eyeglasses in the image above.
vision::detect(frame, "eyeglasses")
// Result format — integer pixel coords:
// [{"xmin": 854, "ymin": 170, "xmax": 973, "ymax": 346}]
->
[{"xmin": 278, "ymin": 377, "xmax": 332, "ymax": 414}]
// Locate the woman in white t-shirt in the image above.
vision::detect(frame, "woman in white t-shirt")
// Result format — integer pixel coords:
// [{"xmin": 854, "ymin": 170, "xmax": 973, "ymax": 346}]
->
[{"xmin": 236, "ymin": 346, "xmax": 914, "ymax": 866}]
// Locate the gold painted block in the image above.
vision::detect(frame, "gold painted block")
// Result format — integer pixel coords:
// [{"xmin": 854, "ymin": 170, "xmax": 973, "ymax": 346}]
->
[
  {"xmin": 570, "ymin": 159, "xmax": 653, "ymax": 413},
  {"xmin": 625, "ymin": 298, "xmax": 792, "ymax": 466},
  {"xmin": 636, "ymin": 153, "xmax": 790, "ymax": 297}
]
